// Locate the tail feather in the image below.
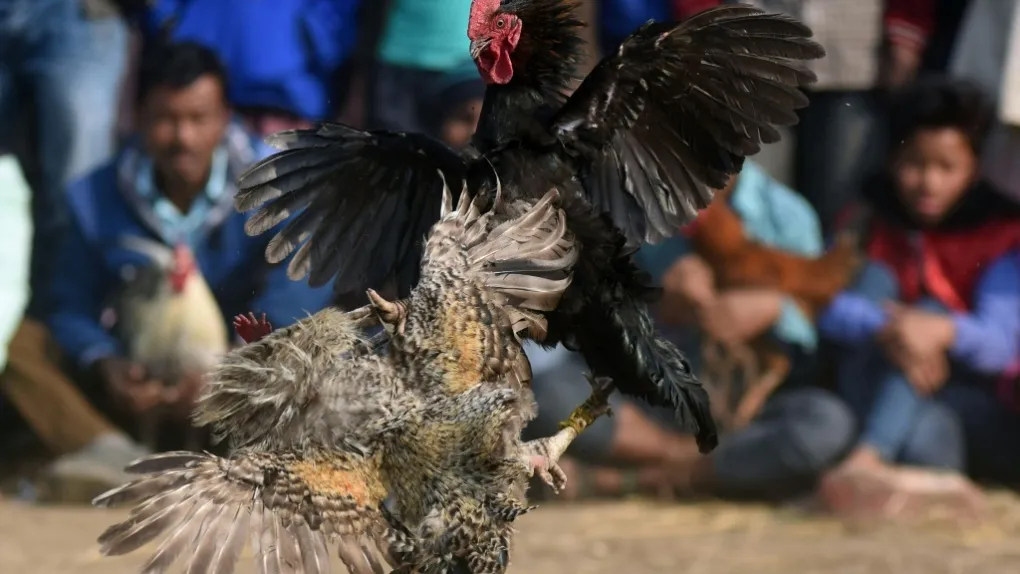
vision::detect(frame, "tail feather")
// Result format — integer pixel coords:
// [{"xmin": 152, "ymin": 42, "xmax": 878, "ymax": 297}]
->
[
  {"xmin": 425, "ymin": 173, "xmax": 579, "ymax": 340},
  {"xmin": 579, "ymin": 297, "xmax": 719, "ymax": 453}
]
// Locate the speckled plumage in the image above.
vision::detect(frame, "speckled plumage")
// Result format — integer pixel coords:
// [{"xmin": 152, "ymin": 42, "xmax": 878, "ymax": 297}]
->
[{"xmin": 92, "ymin": 178, "xmax": 610, "ymax": 574}]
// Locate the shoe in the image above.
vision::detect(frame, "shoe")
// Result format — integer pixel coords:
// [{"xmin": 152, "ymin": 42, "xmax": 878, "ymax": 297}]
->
[{"xmin": 37, "ymin": 433, "xmax": 150, "ymax": 504}]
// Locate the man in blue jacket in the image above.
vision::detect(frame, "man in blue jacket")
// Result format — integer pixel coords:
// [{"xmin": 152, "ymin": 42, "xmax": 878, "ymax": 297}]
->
[{"xmin": 39, "ymin": 42, "xmax": 332, "ymax": 494}]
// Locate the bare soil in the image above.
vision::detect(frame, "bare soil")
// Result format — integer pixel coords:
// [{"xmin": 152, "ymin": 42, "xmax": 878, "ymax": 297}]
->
[{"xmin": 4, "ymin": 494, "xmax": 1020, "ymax": 574}]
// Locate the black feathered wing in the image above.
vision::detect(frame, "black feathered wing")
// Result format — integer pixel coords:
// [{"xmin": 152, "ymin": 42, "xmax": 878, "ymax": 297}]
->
[
  {"xmin": 549, "ymin": 4, "xmax": 825, "ymax": 244},
  {"xmin": 235, "ymin": 124, "xmax": 471, "ymax": 297}
]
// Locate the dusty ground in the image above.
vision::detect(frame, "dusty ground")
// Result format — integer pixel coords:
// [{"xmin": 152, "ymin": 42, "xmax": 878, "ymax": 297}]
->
[{"xmin": 4, "ymin": 495, "xmax": 1020, "ymax": 574}]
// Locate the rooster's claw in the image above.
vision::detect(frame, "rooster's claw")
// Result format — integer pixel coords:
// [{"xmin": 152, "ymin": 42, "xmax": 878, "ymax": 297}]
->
[{"xmin": 234, "ymin": 312, "xmax": 273, "ymax": 343}]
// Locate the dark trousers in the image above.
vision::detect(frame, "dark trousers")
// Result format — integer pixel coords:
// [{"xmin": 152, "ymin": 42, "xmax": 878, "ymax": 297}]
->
[
  {"xmin": 365, "ymin": 63, "xmax": 452, "ymax": 138},
  {"xmin": 524, "ymin": 343, "xmax": 855, "ymax": 499}
]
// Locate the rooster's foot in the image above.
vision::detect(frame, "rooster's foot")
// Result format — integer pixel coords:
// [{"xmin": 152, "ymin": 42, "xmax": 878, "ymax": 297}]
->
[
  {"xmin": 521, "ymin": 439, "xmax": 570, "ymax": 494},
  {"xmin": 524, "ymin": 377, "xmax": 614, "ymax": 495},
  {"xmin": 234, "ymin": 312, "xmax": 273, "ymax": 343}
]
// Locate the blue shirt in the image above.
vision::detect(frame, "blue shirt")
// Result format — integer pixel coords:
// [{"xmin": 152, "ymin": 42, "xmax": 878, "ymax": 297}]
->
[
  {"xmin": 47, "ymin": 123, "xmax": 334, "ymax": 367},
  {"xmin": 134, "ymin": 146, "xmax": 229, "ymax": 249},
  {"xmin": 819, "ymin": 253, "xmax": 1020, "ymax": 375},
  {"xmin": 144, "ymin": 0, "xmax": 361, "ymax": 120},
  {"xmin": 378, "ymin": 0, "xmax": 474, "ymax": 71}
]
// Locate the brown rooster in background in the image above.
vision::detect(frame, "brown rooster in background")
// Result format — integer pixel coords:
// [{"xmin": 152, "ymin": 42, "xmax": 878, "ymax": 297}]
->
[
  {"xmin": 113, "ymin": 236, "xmax": 229, "ymax": 450},
  {"xmin": 688, "ymin": 179, "xmax": 860, "ymax": 430}
]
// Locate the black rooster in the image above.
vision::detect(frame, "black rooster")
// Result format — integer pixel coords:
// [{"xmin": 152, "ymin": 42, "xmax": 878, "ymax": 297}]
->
[{"xmin": 234, "ymin": 2, "xmax": 824, "ymax": 453}]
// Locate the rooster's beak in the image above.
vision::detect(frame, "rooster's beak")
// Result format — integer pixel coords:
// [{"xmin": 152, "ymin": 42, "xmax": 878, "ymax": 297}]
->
[{"xmin": 470, "ymin": 37, "xmax": 492, "ymax": 60}]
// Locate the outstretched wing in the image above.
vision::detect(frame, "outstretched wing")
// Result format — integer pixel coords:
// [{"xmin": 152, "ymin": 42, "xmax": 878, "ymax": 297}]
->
[
  {"xmin": 235, "ymin": 124, "xmax": 471, "ymax": 297},
  {"xmin": 194, "ymin": 307, "xmax": 390, "ymax": 449},
  {"xmin": 93, "ymin": 450, "xmax": 408, "ymax": 574},
  {"xmin": 550, "ymin": 4, "xmax": 824, "ymax": 244}
]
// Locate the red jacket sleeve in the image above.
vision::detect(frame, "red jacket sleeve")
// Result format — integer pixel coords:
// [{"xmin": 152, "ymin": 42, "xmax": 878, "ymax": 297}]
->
[
  {"xmin": 885, "ymin": 0, "xmax": 936, "ymax": 51},
  {"xmin": 673, "ymin": 0, "xmax": 723, "ymax": 20}
]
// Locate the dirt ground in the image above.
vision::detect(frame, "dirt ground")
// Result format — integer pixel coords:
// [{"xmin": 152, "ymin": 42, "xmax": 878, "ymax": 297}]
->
[{"xmin": 4, "ymin": 494, "xmax": 1020, "ymax": 574}]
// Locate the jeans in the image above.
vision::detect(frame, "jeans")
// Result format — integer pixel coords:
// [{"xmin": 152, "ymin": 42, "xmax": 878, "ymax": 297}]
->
[
  {"xmin": 524, "ymin": 343, "xmax": 855, "ymax": 499},
  {"xmin": 365, "ymin": 62, "xmax": 484, "ymax": 139},
  {"xmin": 794, "ymin": 90, "xmax": 886, "ymax": 236},
  {"xmin": 836, "ymin": 262, "xmax": 1020, "ymax": 478},
  {"xmin": 0, "ymin": 0, "xmax": 127, "ymax": 317}
]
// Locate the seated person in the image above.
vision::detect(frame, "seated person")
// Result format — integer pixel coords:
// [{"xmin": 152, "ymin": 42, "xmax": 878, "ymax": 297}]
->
[
  {"xmin": 35, "ymin": 43, "xmax": 331, "ymax": 497},
  {"xmin": 523, "ymin": 160, "xmax": 856, "ymax": 502},
  {"xmin": 818, "ymin": 79, "xmax": 1020, "ymax": 517}
]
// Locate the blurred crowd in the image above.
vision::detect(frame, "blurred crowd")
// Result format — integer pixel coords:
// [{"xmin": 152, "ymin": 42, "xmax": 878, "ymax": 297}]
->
[{"xmin": 0, "ymin": 0, "xmax": 1018, "ymax": 525}]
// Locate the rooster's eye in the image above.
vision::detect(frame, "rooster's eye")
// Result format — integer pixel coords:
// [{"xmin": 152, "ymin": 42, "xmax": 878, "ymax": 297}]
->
[{"xmin": 495, "ymin": 17, "xmax": 506, "ymax": 29}]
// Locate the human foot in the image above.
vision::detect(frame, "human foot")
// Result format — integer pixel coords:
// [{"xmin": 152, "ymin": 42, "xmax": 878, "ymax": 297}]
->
[{"xmin": 819, "ymin": 457, "xmax": 985, "ymax": 522}]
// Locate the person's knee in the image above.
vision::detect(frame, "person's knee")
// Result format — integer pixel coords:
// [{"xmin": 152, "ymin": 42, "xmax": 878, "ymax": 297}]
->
[
  {"xmin": 784, "ymin": 389, "xmax": 856, "ymax": 471},
  {"xmin": 850, "ymin": 261, "xmax": 899, "ymax": 302},
  {"xmin": 899, "ymin": 401, "xmax": 965, "ymax": 469}
]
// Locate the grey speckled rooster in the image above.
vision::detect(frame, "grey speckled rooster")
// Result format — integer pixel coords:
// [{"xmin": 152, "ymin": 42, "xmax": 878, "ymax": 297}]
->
[{"xmin": 90, "ymin": 176, "xmax": 613, "ymax": 574}]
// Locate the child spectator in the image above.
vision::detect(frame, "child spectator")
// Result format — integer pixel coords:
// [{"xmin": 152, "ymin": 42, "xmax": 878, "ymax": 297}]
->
[{"xmin": 819, "ymin": 79, "xmax": 1020, "ymax": 517}]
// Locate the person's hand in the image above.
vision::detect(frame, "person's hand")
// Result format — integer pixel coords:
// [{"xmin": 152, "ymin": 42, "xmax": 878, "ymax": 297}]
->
[
  {"xmin": 906, "ymin": 350, "xmax": 950, "ymax": 395},
  {"xmin": 878, "ymin": 303, "xmax": 955, "ymax": 394},
  {"xmin": 95, "ymin": 357, "xmax": 163, "ymax": 414},
  {"xmin": 161, "ymin": 372, "xmax": 206, "ymax": 418},
  {"xmin": 880, "ymin": 303, "xmax": 955, "ymax": 358},
  {"xmin": 660, "ymin": 255, "xmax": 716, "ymax": 324},
  {"xmin": 881, "ymin": 339, "xmax": 950, "ymax": 395},
  {"xmin": 880, "ymin": 42, "xmax": 923, "ymax": 93},
  {"xmin": 700, "ymin": 288, "xmax": 784, "ymax": 345}
]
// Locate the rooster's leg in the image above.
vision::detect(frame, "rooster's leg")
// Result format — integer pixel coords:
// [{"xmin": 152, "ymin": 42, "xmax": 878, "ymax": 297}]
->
[
  {"xmin": 574, "ymin": 292, "xmax": 718, "ymax": 453},
  {"xmin": 522, "ymin": 375, "xmax": 614, "ymax": 493}
]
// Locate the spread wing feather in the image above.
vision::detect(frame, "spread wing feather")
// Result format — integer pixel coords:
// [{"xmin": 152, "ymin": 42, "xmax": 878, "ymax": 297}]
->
[
  {"xmin": 235, "ymin": 124, "xmax": 470, "ymax": 297},
  {"xmin": 193, "ymin": 307, "xmax": 385, "ymax": 450},
  {"xmin": 93, "ymin": 450, "xmax": 405, "ymax": 574},
  {"xmin": 550, "ymin": 4, "xmax": 825, "ymax": 244}
]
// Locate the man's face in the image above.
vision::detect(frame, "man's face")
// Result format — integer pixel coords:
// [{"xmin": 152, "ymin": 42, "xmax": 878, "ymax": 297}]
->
[{"xmin": 141, "ymin": 75, "xmax": 229, "ymax": 191}]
